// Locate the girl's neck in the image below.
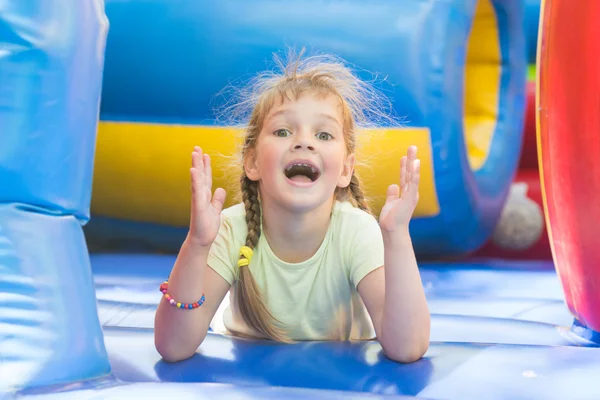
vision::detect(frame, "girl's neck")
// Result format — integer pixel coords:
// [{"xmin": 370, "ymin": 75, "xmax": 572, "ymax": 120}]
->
[{"xmin": 260, "ymin": 197, "xmax": 336, "ymax": 264}]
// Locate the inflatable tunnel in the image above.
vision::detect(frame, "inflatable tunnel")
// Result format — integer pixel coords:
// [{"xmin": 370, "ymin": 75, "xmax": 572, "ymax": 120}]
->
[
  {"xmin": 537, "ymin": 0, "xmax": 600, "ymax": 335},
  {"xmin": 86, "ymin": 0, "xmax": 527, "ymax": 259},
  {"xmin": 0, "ymin": 0, "xmax": 110, "ymax": 391},
  {"xmin": 471, "ymin": 0, "xmax": 549, "ymax": 261}
]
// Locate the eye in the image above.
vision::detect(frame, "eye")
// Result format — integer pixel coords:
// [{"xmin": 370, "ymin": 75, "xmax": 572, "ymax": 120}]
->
[
  {"xmin": 274, "ymin": 128, "xmax": 292, "ymax": 137},
  {"xmin": 316, "ymin": 131, "xmax": 333, "ymax": 141}
]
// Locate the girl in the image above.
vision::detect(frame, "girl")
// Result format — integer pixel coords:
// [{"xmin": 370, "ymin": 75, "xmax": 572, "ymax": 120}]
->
[{"xmin": 154, "ymin": 51, "xmax": 430, "ymax": 364}]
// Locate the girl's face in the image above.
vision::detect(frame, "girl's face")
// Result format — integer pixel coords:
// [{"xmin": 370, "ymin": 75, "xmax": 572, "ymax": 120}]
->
[{"xmin": 244, "ymin": 91, "xmax": 355, "ymax": 213}]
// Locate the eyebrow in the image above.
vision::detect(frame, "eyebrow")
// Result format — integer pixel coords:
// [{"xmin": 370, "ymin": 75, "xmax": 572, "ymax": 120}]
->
[
  {"xmin": 318, "ymin": 113, "xmax": 342, "ymax": 127},
  {"xmin": 268, "ymin": 109, "xmax": 342, "ymax": 127}
]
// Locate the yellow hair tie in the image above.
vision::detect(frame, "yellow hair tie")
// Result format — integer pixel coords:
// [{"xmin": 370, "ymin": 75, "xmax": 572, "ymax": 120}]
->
[
  {"xmin": 237, "ymin": 246, "xmax": 254, "ymax": 268},
  {"xmin": 238, "ymin": 258, "xmax": 250, "ymax": 268}
]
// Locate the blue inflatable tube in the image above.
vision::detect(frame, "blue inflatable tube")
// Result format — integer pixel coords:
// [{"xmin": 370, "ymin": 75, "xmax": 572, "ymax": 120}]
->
[
  {"xmin": 87, "ymin": 0, "xmax": 526, "ymax": 258},
  {"xmin": 0, "ymin": 0, "xmax": 110, "ymax": 393}
]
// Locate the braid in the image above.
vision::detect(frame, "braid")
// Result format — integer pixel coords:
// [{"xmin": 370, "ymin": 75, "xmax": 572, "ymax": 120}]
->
[
  {"xmin": 235, "ymin": 174, "xmax": 290, "ymax": 342},
  {"xmin": 242, "ymin": 176, "xmax": 262, "ymax": 248},
  {"xmin": 348, "ymin": 174, "xmax": 372, "ymax": 216}
]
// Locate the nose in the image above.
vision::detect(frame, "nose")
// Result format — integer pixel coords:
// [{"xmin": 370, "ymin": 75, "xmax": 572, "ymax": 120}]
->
[{"xmin": 292, "ymin": 130, "xmax": 315, "ymax": 151}]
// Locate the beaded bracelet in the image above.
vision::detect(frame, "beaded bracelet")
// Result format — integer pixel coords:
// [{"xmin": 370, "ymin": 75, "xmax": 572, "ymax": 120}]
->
[{"xmin": 159, "ymin": 280, "xmax": 205, "ymax": 309}]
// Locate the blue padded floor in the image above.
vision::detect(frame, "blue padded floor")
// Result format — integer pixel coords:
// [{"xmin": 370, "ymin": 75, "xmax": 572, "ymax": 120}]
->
[{"xmin": 19, "ymin": 254, "xmax": 600, "ymax": 399}]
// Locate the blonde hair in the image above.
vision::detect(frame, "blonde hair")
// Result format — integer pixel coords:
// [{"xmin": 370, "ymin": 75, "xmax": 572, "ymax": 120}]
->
[{"xmin": 218, "ymin": 49, "xmax": 395, "ymax": 342}]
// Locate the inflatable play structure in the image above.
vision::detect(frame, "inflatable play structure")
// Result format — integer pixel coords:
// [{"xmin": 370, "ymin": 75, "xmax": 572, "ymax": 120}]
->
[
  {"xmin": 472, "ymin": 0, "xmax": 551, "ymax": 260},
  {"xmin": 86, "ymin": 0, "xmax": 527, "ymax": 259},
  {"xmin": 473, "ymin": 79, "xmax": 552, "ymax": 259},
  {"xmin": 1, "ymin": 0, "xmax": 600, "ymax": 398}
]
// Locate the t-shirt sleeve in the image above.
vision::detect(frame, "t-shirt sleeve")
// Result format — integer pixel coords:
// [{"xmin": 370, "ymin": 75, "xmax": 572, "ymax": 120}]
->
[
  {"xmin": 207, "ymin": 217, "xmax": 238, "ymax": 285},
  {"xmin": 348, "ymin": 216, "xmax": 385, "ymax": 288}
]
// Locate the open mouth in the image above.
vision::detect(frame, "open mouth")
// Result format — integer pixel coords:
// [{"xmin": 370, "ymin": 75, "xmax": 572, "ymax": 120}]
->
[{"xmin": 284, "ymin": 161, "xmax": 321, "ymax": 183}]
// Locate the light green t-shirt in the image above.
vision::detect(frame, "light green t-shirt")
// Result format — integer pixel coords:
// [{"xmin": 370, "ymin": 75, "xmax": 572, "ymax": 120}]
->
[{"xmin": 207, "ymin": 200, "xmax": 385, "ymax": 341}]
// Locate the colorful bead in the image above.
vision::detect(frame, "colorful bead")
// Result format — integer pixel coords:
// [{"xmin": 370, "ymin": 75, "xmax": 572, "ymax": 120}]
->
[{"xmin": 159, "ymin": 280, "xmax": 205, "ymax": 310}]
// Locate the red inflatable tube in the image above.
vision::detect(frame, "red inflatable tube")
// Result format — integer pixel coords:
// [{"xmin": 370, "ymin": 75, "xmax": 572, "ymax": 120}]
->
[
  {"xmin": 537, "ymin": 0, "xmax": 600, "ymax": 332},
  {"xmin": 471, "ymin": 170, "xmax": 551, "ymax": 260}
]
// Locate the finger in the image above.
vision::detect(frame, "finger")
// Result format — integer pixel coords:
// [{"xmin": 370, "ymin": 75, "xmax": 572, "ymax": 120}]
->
[
  {"xmin": 192, "ymin": 150, "xmax": 203, "ymax": 180},
  {"xmin": 190, "ymin": 167, "xmax": 200, "ymax": 198},
  {"xmin": 407, "ymin": 145, "xmax": 418, "ymax": 159},
  {"xmin": 386, "ymin": 184, "xmax": 400, "ymax": 203},
  {"xmin": 412, "ymin": 159, "xmax": 421, "ymax": 184},
  {"xmin": 400, "ymin": 156, "xmax": 407, "ymax": 188},
  {"xmin": 190, "ymin": 168, "xmax": 197, "ymax": 216},
  {"xmin": 191, "ymin": 154, "xmax": 200, "ymax": 186},
  {"xmin": 406, "ymin": 146, "xmax": 417, "ymax": 185},
  {"xmin": 192, "ymin": 146, "xmax": 202, "ymax": 167},
  {"xmin": 212, "ymin": 187, "xmax": 227, "ymax": 212},
  {"xmin": 410, "ymin": 160, "xmax": 421, "ymax": 194},
  {"xmin": 194, "ymin": 147, "xmax": 205, "ymax": 177},
  {"xmin": 204, "ymin": 153, "xmax": 212, "ymax": 190}
]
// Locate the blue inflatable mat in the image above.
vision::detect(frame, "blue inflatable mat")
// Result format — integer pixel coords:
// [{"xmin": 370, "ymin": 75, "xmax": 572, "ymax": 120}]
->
[{"xmin": 12, "ymin": 255, "xmax": 600, "ymax": 399}]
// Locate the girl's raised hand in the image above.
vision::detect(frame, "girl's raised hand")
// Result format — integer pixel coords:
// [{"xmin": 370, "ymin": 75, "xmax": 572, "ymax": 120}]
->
[
  {"xmin": 189, "ymin": 146, "xmax": 227, "ymax": 247},
  {"xmin": 379, "ymin": 145, "xmax": 420, "ymax": 233}
]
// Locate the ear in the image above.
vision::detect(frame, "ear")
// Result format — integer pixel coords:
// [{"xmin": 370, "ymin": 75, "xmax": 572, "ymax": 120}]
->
[
  {"xmin": 244, "ymin": 149, "xmax": 260, "ymax": 181},
  {"xmin": 337, "ymin": 153, "xmax": 355, "ymax": 188}
]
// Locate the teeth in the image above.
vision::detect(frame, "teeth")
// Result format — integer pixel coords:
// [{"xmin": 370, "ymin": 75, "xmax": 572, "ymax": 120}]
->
[
  {"xmin": 284, "ymin": 162, "xmax": 320, "ymax": 182},
  {"xmin": 286, "ymin": 163, "xmax": 317, "ymax": 173}
]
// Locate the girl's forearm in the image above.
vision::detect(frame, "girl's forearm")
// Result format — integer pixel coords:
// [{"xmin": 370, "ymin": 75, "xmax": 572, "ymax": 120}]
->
[
  {"xmin": 380, "ymin": 229, "xmax": 430, "ymax": 363},
  {"xmin": 154, "ymin": 234, "xmax": 212, "ymax": 361}
]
